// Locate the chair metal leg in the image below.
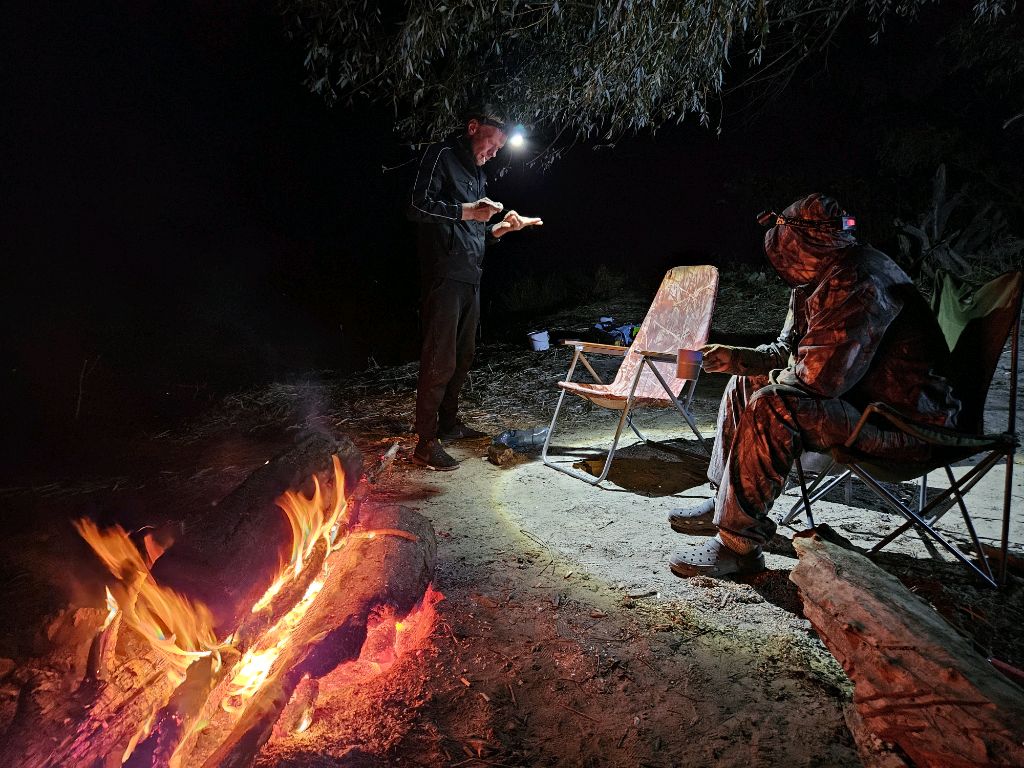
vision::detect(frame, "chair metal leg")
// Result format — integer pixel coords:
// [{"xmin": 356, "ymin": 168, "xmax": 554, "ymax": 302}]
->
[
  {"xmin": 944, "ymin": 465, "xmax": 995, "ymax": 584},
  {"xmin": 542, "ymin": 365, "xmax": 642, "ymax": 486},
  {"xmin": 792, "ymin": 456, "xmax": 816, "ymax": 530},
  {"xmin": 643, "ymin": 359, "xmax": 710, "ymax": 454},
  {"xmin": 780, "ymin": 463, "xmax": 850, "ymax": 527},
  {"xmin": 872, "ymin": 451, "xmax": 1005, "ymax": 552},
  {"xmin": 541, "ymin": 388, "xmax": 604, "ymax": 485},
  {"xmin": 1000, "ymin": 447, "xmax": 1015, "ymax": 586},
  {"xmin": 853, "ymin": 464, "xmax": 999, "ymax": 588}
]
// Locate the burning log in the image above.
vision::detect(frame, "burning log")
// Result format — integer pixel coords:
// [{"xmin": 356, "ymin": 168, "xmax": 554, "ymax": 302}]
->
[
  {"xmin": 194, "ymin": 503, "xmax": 436, "ymax": 768},
  {"xmin": 151, "ymin": 433, "xmax": 363, "ymax": 636},
  {"xmin": 0, "ymin": 433, "xmax": 369, "ymax": 768},
  {"xmin": 791, "ymin": 534, "xmax": 1024, "ymax": 768}
]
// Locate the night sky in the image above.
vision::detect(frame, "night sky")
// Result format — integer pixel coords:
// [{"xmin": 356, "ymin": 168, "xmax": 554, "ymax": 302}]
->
[{"xmin": 3, "ymin": 2, "xmax": 1016, "ymax": 466}]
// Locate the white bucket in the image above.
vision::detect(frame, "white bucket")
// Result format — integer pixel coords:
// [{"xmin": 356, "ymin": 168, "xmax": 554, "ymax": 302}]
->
[{"xmin": 527, "ymin": 329, "xmax": 550, "ymax": 351}]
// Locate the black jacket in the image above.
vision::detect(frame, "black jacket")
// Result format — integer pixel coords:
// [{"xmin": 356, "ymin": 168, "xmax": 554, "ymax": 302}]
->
[{"xmin": 407, "ymin": 134, "xmax": 495, "ymax": 286}]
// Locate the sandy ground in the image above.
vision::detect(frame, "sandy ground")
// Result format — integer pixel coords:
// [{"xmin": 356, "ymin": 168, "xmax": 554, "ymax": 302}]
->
[
  {"xmin": 1, "ymin": 299, "xmax": 1021, "ymax": 767},
  {"xmin": 256, "ymin": 328, "xmax": 1022, "ymax": 767}
]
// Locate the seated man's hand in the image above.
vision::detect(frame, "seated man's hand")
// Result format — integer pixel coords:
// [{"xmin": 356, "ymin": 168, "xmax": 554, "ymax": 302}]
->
[
  {"xmin": 700, "ymin": 343, "xmax": 740, "ymax": 374},
  {"xmin": 492, "ymin": 210, "xmax": 544, "ymax": 237},
  {"xmin": 462, "ymin": 197, "xmax": 504, "ymax": 222}
]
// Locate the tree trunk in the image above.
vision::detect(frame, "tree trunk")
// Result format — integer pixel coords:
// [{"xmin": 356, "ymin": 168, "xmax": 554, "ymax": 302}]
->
[{"xmin": 791, "ymin": 534, "xmax": 1024, "ymax": 768}]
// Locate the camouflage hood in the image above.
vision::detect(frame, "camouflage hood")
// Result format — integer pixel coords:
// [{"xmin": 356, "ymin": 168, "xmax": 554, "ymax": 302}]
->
[{"xmin": 764, "ymin": 193, "xmax": 858, "ymax": 288}]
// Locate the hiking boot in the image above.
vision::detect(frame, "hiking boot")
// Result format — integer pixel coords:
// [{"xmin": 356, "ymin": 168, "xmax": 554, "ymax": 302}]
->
[
  {"xmin": 669, "ymin": 535, "xmax": 765, "ymax": 579},
  {"xmin": 412, "ymin": 439, "xmax": 459, "ymax": 471},
  {"xmin": 438, "ymin": 420, "xmax": 488, "ymax": 440},
  {"xmin": 668, "ymin": 497, "xmax": 717, "ymax": 535}
]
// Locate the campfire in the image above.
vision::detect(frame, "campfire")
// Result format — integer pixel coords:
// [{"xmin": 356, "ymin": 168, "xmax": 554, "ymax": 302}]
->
[{"xmin": 2, "ymin": 434, "xmax": 437, "ymax": 767}]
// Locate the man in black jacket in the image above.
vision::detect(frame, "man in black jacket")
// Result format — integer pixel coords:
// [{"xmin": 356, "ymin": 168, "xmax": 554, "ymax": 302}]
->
[{"xmin": 408, "ymin": 107, "xmax": 542, "ymax": 470}]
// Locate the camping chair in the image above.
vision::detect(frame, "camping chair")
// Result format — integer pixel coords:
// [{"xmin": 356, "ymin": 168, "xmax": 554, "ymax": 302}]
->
[
  {"xmin": 781, "ymin": 269, "xmax": 1023, "ymax": 587},
  {"xmin": 541, "ymin": 265, "xmax": 718, "ymax": 485}
]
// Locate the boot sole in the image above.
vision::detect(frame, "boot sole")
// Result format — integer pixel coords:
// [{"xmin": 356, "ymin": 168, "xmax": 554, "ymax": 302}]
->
[
  {"xmin": 411, "ymin": 455, "xmax": 459, "ymax": 471},
  {"xmin": 669, "ymin": 554, "xmax": 766, "ymax": 579},
  {"xmin": 668, "ymin": 517, "xmax": 718, "ymax": 536}
]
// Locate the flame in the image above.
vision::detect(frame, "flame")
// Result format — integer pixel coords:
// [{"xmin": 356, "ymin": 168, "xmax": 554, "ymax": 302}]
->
[
  {"xmin": 74, "ymin": 519, "xmax": 219, "ymax": 683},
  {"xmin": 295, "ymin": 708, "xmax": 313, "ymax": 733},
  {"xmin": 101, "ymin": 587, "xmax": 119, "ymax": 631},
  {"xmin": 251, "ymin": 455, "xmax": 349, "ymax": 613},
  {"xmin": 122, "ymin": 714, "xmax": 155, "ymax": 764},
  {"xmin": 224, "ymin": 576, "xmax": 327, "ymax": 711},
  {"xmin": 75, "ymin": 454, "xmax": 443, "ymax": 765}
]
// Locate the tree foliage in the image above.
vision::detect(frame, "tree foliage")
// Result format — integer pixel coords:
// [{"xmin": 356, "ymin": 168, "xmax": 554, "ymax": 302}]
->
[{"xmin": 283, "ymin": 0, "xmax": 1013, "ymax": 156}]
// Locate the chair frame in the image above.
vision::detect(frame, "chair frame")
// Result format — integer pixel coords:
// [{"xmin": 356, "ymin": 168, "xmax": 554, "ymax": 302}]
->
[
  {"xmin": 781, "ymin": 273, "xmax": 1022, "ymax": 588},
  {"xmin": 541, "ymin": 344, "xmax": 710, "ymax": 485}
]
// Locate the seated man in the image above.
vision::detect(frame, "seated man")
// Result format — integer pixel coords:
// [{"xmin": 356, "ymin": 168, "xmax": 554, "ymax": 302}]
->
[{"xmin": 669, "ymin": 193, "xmax": 960, "ymax": 578}]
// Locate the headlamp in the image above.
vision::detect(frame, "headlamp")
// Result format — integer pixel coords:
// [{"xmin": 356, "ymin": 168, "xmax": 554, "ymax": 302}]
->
[
  {"xmin": 478, "ymin": 117, "xmax": 526, "ymax": 149},
  {"xmin": 756, "ymin": 210, "xmax": 857, "ymax": 232}
]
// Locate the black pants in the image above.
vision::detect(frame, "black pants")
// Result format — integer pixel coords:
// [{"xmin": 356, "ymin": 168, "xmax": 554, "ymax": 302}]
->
[{"xmin": 415, "ymin": 278, "xmax": 480, "ymax": 440}]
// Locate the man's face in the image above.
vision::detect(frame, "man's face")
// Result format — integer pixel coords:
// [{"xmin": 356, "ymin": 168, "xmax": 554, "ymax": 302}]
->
[{"xmin": 466, "ymin": 119, "xmax": 507, "ymax": 166}]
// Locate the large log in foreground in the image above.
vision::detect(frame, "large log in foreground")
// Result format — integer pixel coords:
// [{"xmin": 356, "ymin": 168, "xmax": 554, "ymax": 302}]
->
[
  {"xmin": 791, "ymin": 534, "xmax": 1024, "ymax": 768},
  {"xmin": 152, "ymin": 433, "xmax": 363, "ymax": 635},
  {"xmin": 0, "ymin": 434, "xmax": 364, "ymax": 768}
]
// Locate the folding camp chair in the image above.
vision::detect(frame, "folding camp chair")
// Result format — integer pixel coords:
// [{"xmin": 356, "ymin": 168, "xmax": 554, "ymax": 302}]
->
[
  {"xmin": 781, "ymin": 269, "xmax": 1023, "ymax": 587},
  {"xmin": 541, "ymin": 265, "xmax": 718, "ymax": 485}
]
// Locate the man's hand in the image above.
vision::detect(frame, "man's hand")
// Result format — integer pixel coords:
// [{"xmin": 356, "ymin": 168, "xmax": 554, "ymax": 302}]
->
[
  {"xmin": 700, "ymin": 343, "xmax": 740, "ymax": 374},
  {"xmin": 492, "ymin": 210, "xmax": 544, "ymax": 238},
  {"xmin": 462, "ymin": 197, "xmax": 504, "ymax": 222}
]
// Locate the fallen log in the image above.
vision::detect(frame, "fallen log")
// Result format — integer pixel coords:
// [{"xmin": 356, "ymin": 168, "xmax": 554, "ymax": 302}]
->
[{"xmin": 791, "ymin": 534, "xmax": 1024, "ymax": 768}]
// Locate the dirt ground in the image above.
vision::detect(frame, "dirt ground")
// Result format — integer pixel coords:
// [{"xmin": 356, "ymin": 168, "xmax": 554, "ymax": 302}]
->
[{"xmin": 1, "ymin": 290, "xmax": 1022, "ymax": 767}]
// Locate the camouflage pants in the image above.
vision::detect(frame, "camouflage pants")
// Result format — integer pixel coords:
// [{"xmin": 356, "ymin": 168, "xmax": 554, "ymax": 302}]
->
[{"xmin": 708, "ymin": 374, "xmax": 925, "ymax": 553}]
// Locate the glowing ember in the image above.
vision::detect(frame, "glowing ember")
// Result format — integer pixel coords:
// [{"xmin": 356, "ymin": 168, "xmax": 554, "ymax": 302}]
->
[{"xmin": 224, "ymin": 576, "xmax": 327, "ymax": 712}]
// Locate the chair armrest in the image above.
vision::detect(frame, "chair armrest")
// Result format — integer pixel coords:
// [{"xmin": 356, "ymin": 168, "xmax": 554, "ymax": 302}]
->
[
  {"xmin": 560, "ymin": 340, "xmax": 627, "ymax": 357},
  {"xmin": 636, "ymin": 349, "xmax": 676, "ymax": 363}
]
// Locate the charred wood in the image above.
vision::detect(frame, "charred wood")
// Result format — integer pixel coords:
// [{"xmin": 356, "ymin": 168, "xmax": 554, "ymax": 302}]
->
[{"xmin": 151, "ymin": 433, "xmax": 362, "ymax": 636}]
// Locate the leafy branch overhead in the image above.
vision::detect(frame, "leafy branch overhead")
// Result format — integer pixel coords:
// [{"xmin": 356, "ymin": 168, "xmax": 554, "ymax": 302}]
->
[{"xmin": 283, "ymin": 0, "xmax": 1012, "ymax": 152}]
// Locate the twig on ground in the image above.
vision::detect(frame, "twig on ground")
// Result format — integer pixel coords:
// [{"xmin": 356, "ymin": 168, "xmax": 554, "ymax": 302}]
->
[{"xmin": 561, "ymin": 704, "xmax": 599, "ymax": 723}]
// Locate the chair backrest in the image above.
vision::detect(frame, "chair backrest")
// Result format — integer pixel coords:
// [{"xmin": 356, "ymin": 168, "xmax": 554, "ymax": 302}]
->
[
  {"xmin": 610, "ymin": 265, "xmax": 718, "ymax": 400},
  {"xmin": 931, "ymin": 269, "xmax": 1023, "ymax": 434}
]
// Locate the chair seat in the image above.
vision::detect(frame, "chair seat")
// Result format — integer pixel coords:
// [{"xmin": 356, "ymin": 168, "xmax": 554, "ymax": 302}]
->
[
  {"xmin": 832, "ymin": 431, "xmax": 1016, "ymax": 483},
  {"xmin": 557, "ymin": 380, "xmax": 676, "ymax": 409}
]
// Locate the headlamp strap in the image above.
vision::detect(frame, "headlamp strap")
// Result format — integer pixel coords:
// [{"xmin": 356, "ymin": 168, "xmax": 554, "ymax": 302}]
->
[{"xmin": 757, "ymin": 210, "xmax": 857, "ymax": 231}]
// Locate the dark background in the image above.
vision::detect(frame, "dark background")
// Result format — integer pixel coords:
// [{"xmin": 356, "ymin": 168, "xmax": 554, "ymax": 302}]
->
[{"xmin": 2, "ymin": 1, "xmax": 1020, "ymax": 470}]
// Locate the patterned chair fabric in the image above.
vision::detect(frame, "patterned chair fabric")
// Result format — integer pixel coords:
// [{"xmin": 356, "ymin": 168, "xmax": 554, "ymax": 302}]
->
[
  {"xmin": 542, "ymin": 265, "xmax": 719, "ymax": 486},
  {"xmin": 558, "ymin": 266, "xmax": 719, "ymax": 407}
]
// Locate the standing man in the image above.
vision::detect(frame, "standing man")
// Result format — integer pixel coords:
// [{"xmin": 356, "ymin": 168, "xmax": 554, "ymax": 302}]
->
[
  {"xmin": 668, "ymin": 193, "xmax": 960, "ymax": 576},
  {"xmin": 408, "ymin": 106, "xmax": 542, "ymax": 470}
]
